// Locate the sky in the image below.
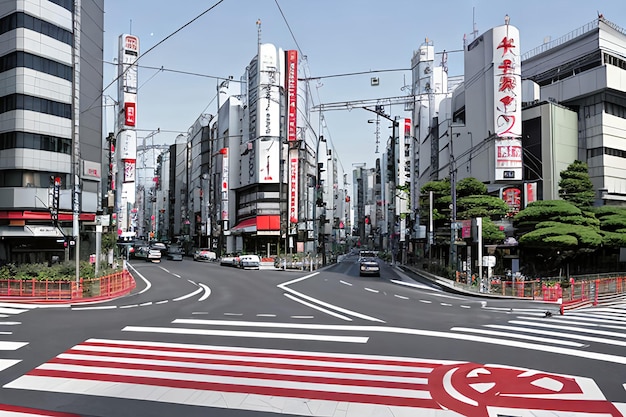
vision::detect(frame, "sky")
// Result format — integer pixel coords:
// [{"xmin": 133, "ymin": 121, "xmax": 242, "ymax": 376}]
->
[{"xmin": 102, "ymin": 0, "xmax": 626, "ymax": 181}]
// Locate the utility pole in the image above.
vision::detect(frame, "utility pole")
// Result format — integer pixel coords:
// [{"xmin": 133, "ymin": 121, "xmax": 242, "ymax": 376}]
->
[{"xmin": 72, "ymin": 0, "xmax": 82, "ymax": 283}]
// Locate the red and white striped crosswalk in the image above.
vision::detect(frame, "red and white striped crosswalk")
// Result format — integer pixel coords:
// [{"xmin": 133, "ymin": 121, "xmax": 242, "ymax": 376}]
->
[{"xmin": 4, "ymin": 338, "xmax": 624, "ymax": 417}]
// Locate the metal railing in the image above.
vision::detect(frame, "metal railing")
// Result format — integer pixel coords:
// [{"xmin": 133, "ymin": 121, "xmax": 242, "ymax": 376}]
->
[{"xmin": 0, "ymin": 270, "xmax": 135, "ymax": 302}]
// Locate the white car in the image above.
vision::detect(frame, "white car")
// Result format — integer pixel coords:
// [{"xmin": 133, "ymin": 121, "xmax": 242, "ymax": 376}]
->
[
  {"xmin": 238, "ymin": 254, "xmax": 260, "ymax": 270},
  {"xmin": 193, "ymin": 248, "xmax": 217, "ymax": 262}
]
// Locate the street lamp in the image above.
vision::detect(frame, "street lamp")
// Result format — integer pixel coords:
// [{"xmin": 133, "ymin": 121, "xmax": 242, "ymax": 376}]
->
[{"xmin": 313, "ymin": 135, "xmax": 327, "ymax": 266}]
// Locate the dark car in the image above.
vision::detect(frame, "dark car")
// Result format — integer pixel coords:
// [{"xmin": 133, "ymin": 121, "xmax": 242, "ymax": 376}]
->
[
  {"xmin": 166, "ymin": 245, "xmax": 183, "ymax": 261},
  {"xmin": 359, "ymin": 255, "xmax": 380, "ymax": 277}
]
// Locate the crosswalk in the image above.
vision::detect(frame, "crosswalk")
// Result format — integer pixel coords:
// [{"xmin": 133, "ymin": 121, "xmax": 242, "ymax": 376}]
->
[
  {"xmin": 454, "ymin": 304, "xmax": 626, "ymax": 347},
  {"xmin": 0, "ymin": 303, "xmax": 32, "ymax": 374},
  {"xmin": 2, "ymin": 310, "xmax": 625, "ymax": 416}
]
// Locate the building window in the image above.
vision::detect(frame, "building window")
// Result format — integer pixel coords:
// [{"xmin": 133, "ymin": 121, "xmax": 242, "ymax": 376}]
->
[
  {"xmin": 587, "ymin": 146, "xmax": 626, "ymax": 159},
  {"xmin": 0, "ymin": 131, "xmax": 72, "ymax": 154},
  {"xmin": 47, "ymin": 0, "xmax": 74, "ymax": 12},
  {"xmin": 0, "ymin": 12, "xmax": 73, "ymax": 46},
  {"xmin": 0, "ymin": 170, "xmax": 68, "ymax": 188},
  {"xmin": 0, "ymin": 94, "xmax": 71, "ymax": 119},
  {"xmin": 0, "ymin": 51, "xmax": 72, "ymax": 81}
]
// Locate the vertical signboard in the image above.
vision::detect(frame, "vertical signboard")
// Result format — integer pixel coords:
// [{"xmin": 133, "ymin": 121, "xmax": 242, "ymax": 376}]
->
[
  {"xmin": 257, "ymin": 44, "xmax": 280, "ymax": 139},
  {"xmin": 286, "ymin": 50, "xmax": 299, "ymax": 224},
  {"xmin": 493, "ymin": 24, "xmax": 523, "ymax": 181},
  {"xmin": 117, "ymin": 34, "xmax": 139, "ymax": 237},
  {"xmin": 220, "ymin": 148, "xmax": 229, "ymax": 226}
]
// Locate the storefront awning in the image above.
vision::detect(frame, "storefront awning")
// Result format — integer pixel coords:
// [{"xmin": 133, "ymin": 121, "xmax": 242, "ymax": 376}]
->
[
  {"xmin": 230, "ymin": 218, "xmax": 257, "ymax": 234},
  {"xmin": 229, "ymin": 215, "xmax": 281, "ymax": 235}
]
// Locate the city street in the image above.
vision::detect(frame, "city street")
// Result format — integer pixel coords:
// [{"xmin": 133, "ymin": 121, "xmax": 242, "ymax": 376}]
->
[{"xmin": 0, "ymin": 256, "xmax": 625, "ymax": 416}]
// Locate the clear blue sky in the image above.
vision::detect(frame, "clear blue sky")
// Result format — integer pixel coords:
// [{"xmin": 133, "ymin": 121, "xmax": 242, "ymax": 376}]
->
[{"xmin": 103, "ymin": 0, "xmax": 626, "ymax": 180}]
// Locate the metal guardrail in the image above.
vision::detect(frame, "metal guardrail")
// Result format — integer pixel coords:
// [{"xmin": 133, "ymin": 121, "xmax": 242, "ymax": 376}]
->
[{"xmin": 0, "ymin": 270, "xmax": 135, "ymax": 302}]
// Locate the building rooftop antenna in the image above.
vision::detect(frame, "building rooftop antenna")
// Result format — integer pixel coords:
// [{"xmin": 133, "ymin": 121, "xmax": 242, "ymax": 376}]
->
[
  {"xmin": 472, "ymin": 7, "xmax": 479, "ymax": 40},
  {"xmin": 256, "ymin": 19, "xmax": 262, "ymax": 48}
]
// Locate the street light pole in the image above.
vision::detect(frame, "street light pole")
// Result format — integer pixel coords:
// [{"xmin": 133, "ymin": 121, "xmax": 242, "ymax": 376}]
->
[{"xmin": 312, "ymin": 135, "xmax": 326, "ymax": 265}]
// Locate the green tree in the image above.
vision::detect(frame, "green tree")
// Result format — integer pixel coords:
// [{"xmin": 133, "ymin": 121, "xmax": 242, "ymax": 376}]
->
[
  {"xmin": 513, "ymin": 200, "xmax": 602, "ymax": 276},
  {"xmin": 558, "ymin": 160, "xmax": 595, "ymax": 208},
  {"xmin": 591, "ymin": 206, "xmax": 626, "ymax": 248}
]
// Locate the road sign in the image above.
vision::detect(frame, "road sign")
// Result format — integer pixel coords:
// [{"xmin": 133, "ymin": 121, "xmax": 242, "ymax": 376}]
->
[{"xmin": 482, "ymin": 255, "xmax": 496, "ymax": 267}]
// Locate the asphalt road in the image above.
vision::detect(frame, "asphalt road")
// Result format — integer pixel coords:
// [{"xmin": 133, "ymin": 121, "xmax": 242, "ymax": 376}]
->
[{"xmin": 0, "ymin": 254, "xmax": 624, "ymax": 416}]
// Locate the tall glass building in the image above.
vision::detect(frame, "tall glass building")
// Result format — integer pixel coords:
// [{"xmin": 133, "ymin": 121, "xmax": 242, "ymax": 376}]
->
[{"xmin": 0, "ymin": 0, "xmax": 103, "ymax": 264}]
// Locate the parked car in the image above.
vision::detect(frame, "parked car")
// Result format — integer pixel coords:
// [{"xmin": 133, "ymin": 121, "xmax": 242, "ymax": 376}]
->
[
  {"xmin": 238, "ymin": 254, "xmax": 260, "ymax": 270},
  {"xmin": 194, "ymin": 248, "xmax": 217, "ymax": 262},
  {"xmin": 220, "ymin": 255, "xmax": 238, "ymax": 266},
  {"xmin": 358, "ymin": 255, "xmax": 380, "ymax": 277},
  {"xmin": 166, "ymin": 245, "xmax": 183, "ymax": 261}
]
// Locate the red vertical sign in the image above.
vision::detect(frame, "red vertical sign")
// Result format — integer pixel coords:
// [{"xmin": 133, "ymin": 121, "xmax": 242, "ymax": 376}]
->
[
  {"xmin": 124, "ymin": 102, "xmax": 136, "ymax": 126},
  {"xmin": 286, "ymin": 50, "xmax": 299, "ymax": 225}
]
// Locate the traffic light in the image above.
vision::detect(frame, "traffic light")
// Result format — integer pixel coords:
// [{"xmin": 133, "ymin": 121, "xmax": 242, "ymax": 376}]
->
[
  {"xmin": 50, "ymin": 176, "xmax": 60, "ymax": 224},
  {"xmin": 364, "ymin": 215, "xmax": 370, "ymax": 225},
  {"xmin": 316, "ymin": 162, "xmax": 325, "ymax": 207}
]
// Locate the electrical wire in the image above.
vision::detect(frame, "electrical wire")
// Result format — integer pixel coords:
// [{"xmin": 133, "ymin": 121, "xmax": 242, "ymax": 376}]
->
[{"xmin": 83, "ymin": 0, "xmax": 227, "ymax": 115}]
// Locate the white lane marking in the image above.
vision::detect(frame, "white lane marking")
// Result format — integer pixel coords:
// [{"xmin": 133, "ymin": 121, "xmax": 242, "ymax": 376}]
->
[
  {"xmin": 192, "ymin": 312, "xmax": 209, "ymax": 315},
  {"xmin": 256, "ymin": 314, "xmax": 277, "ymax": 317},
  {"xmin": 566, "ymin": 311, "xmax": 626, "ymax": 322},
  {"xmin": 488, "ymin": 323, "xmax": 626, "ymax": 347},
  {"xmin": 291, "ymin": 315, "xmax": 314, "ymax": 319},
  {"xmin": 0, "ymin": 322, "xmax": 20, "ymax": 325},
  {"xmin": 507, "ymin": 319, "xmax": 626, "ymax": 339},
  {"xmin": 394, "ymin": 294, "xmax": 409, "ymax": 300},
  {"xmin": 0, "ymin": 314, "xmax": 7, "ymax": 318},
  {"xmin": 122, "ymin": 326, "xmax": 369, "ymax": 343},
  {"xmin": 173, "ymin": 287, "xmax": 203, "ymax": 302},
  {"xmin": 0, "ymin": 307, "xmax": 29, "ymax": 315},
  {"xmin": 0, "ymin": 359, "xmax": 20, "ymax": 372},
  {"xmin": 283, "ymin": 293, "xmax": 352, "ymax": 321},
  {"xmin": 0, "ymin": 331, "xmax": 11, "ymax": 335},
  {"xmin": 139, "ymin": 302, "xmax": 153, "ymax": 307},
  {"xmin": 173, "ymin": 273, "xmax": 182, "ymax": 278},
  {"xmin": 451, "ymin": 327, "xmax": 586, "ymax": 347},
  {"xmin": 118, "ymin": 322, "xmax": 626, "ymax": 365},
  {"xmin": 419, "ymin": 300, "xmax": 432, "ymax": 304},
  {"xmin": 159, "ymin": 266, "xmax": 170, "ymax": 274},
  {"xmin": 126, "ymin": 263, "xmax": 151, "ymax": 295},
  {"xmin": 119, "ymin": 304, "xmax": 139, "ymax": 309},
  {"xmin": 155, "ymin": 300, "xmax": 168, "ymax": 305},
  {"xmin": 224, "ymin": 313, "xmax": 243, "ymax": 316},
  {"xmin": 440, "ymin": 303, "xmax": 452, "ymax": 307},
  {"xmin": 198, "ymin": 284, "xmax": 211, "ymax": 302},
  {"xmin": 0, "ymin": 302, "xmax": 37, "ymax": 310},
  {"xmin": 72, "ymin": 305, "xmax": 117, "ymax": 311},
  {"xmin": 520, "ymin": 314, "xmax": 626, "ymax": 330},
  {"xmin": 390, "ymin": 279, "xmax": 436, "ymax": 290},
  {"xmin": 557, "ymin": 314, "xmax": 626, "ymax": 326},
  {"xmin": 0, "ymin": 341, "xmax": 27, "ymax": 350},
  {"xmin": 339, "ymin": 280, "xmax": 353, "ymax": 286},
  {"xmin": 364, "ymin": 287, "xmax": 379, "ymax": 293},
  {"xmin": 460, "ymin": 305, "xmax": 471, "ymax": 309},
  {"xmin": 278, "ymin": 273, "xmax": 384, "ymax": 323}
]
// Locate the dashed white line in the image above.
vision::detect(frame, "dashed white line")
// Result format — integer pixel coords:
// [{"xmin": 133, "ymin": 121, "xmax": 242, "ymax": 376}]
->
[
  {"xmin": 72, "ymin": 305, "xmax": 117, "ymax": 311},
  {"xmin": 419, "ymin": 300, "xmax": 432, "ymax": 304},
  {"xmin": 224, "ymin": 313, "xmax": 243, "ymax": 316},
  {"xmin": 155, "ymin": 300, "xmax": 168, "ymax": 305},
  {"xmin": 139, "ymin": 302, "xmax": 153, "ymax": 307},
  {"xmin": 0, "ymin": 322, "xmax": 21, "ymax": 326},
  {"xmin": 257, "ymin": 314, "xmax": 277, "ymax": 317},
  {"xmin": 291, "ymin": 315, "xmax": 314, "ymax": 319},
  {"xmin": 441, "ymin": 303, "xmax": 452, "ymax": 307},
  {"xmin": 119, "ymin": 304, "xmax": 139, "ymax": 309},
  {"xmin": 339, "ymin": 280, "xmax": 353, "ymax": 286},
  {"xmin": 192, "ymin": 312, "xmax": 209, "ymax": 315},
  {"xmin": 364, "ymin": 288, "xmax": 379, "ymax": 293},
  {"xmin": 394, "ymin": 294, "xmax": 409, "ymax": 300},
  {"xmin": 460, "ymin": 305, "xmax": 471, "ymax": 309}
]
